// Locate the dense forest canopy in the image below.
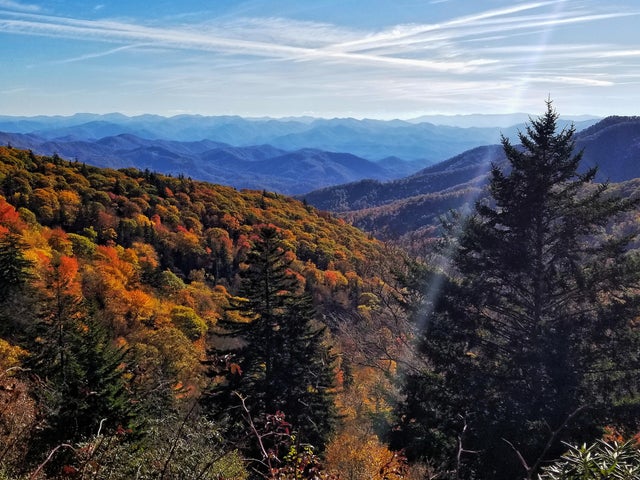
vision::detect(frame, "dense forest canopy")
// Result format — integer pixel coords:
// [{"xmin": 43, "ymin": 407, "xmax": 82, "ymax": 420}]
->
[
  {"xmin": 1, "ymin": 102, "xmax": 640, "ymax": 479},
  {"xmin": 0, "ymin": 145, "xmax": 412, "ymax": 478}
]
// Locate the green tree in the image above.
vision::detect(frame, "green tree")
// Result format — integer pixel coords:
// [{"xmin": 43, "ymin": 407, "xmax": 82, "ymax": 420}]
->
[
  {"xmin": 171, "ymin": 305, "xmax": 208, "ymax": 340},
  {"xmin": 206, "ymin": 226, "xmax": 337, "ymax": 463},
  {"xmin": 26, "ymin": 256, "xmax": 136, "ymax": 455},
  {"xmin": 26, "ymin": 313, "xmax": 137, "ymax": 468},
  {"xmin": 0, "ymin": 233, "xmax": 31, "ymax": 298},
  {"xmin": 393, "ymin": 102, "xmax": 640, "ymax": 479}
]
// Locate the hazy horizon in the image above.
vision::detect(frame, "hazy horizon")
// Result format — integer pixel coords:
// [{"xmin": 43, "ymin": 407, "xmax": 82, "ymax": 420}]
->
[{"xmin": 0, "ymin": 110, "xmax": 604, "ymax": 123}]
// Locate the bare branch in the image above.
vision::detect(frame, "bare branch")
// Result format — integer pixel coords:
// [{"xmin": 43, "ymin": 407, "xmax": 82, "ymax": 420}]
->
[
  {"xmin": 529, "ymin": 405, "xmax": 586, "ymax": 476},
  {"xmin": 30, "ymin": 443, "xmax": 76, "ymax": 480},
  {"xmin": 502, "ymin": 437, "xmax": 531, "ymax": 478},
  {"xmin": 503, "ymin": 405, "xmax": 586, "ymax": 480},
  {"xmin": 234, "ymin": 391, "xmax": 277, "ymax": 475}
]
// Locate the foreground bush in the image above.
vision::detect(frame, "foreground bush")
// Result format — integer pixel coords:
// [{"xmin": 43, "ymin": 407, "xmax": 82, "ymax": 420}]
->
[{"xmin": 539, "ymin": 440, "xmax": 640, "ymax": 480}]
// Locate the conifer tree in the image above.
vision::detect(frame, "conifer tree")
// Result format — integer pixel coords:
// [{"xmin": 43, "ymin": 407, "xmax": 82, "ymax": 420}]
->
[
  {"xmin": 0, "ymin": 232, "xmax": 31, "ymax": 298},
  {"xmin": 394, "ymin": 102, "xmax": 640, "ymax": 479},
  {"xmin": 31, "ymin": 316, "xmax": 135, "ymax": 447},
  {"xmin": 206, "ymin": 226, "xmax": 337, "ymax": 457},
  {"xmin": 0, "ymin": 232, "xmax": 34, "ymax": 343},
  {"xmin": 26, "ymin": 256, "xmax": 136, "ymax": 451}
]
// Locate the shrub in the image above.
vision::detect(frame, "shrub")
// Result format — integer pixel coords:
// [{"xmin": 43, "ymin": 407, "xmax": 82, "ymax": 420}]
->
[
  {"xmin": 539, "ymin": 440, "xmax": 640, "ymax": 480},
  {"xmin": 170, "ymin": 305, "xmax": 208, "ymax": 340}
]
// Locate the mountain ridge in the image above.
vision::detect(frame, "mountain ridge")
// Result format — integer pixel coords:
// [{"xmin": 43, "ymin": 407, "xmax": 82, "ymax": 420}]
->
[
  {"xmin": 0, "ymin": 113, "xmax": 599, "ymax": 164},
  {"xmin": 302, "ymin": 116, "xmax": 640, "ymax": 242},
  {"xmin": 0, "ymin": 131, "xmax": 407, "ymax": 195}
]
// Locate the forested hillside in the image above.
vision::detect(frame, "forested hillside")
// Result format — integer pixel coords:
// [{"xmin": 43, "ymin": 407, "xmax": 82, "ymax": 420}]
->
[
  {"xmin": 0, "ymin": 132, "xmax": 404, "ymax": 195},
  {"xmin": 304, "ymin": 116, "xmax": 640, "ymax": 248},
  {"xmin": 2, "ymin": 105, "xmax": 640, "ymax": 480},
  {"xmin": 0, "ymin": 146, "xmax": 414, "ymax": 479}
]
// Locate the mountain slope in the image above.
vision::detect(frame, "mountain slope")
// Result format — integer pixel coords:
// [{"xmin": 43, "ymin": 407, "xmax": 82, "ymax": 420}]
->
[
  {"xmin": 578, "ymin": 116, "xmax": 640, "ymax": 181},
  {"xmin": 303, "ymin": 116, "xmax": 640, "ymax": 241},
  {"xmin": 0, "ymin": 131, "xmax": 397, "ymax": 194},
  {"xmin": 301, "ymin": 145, "xmax": 504, "ymax": 212},
  {"xmin": 0, "ymin": 146, "xmax": 410, "ymax": 476},
  {"xmin": 267, "ymin": 118, "xmax": 502, "ymax": 162}
]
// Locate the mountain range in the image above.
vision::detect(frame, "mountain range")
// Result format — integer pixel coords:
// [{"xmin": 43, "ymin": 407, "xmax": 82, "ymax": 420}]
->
[
  {"xmin": 3, "ymin": 113, "xmax": 598, "ymax": 161},
  {"xmin": 1, "ymin": 113, "xmax": 637, "ymax": 251},
  {"xmin": 0, "ymin": 131, "xmax": 402, "ymax": 195},
  {"xmin": 407, "ymin": 113, "xmax": 600, "ymax": 128},
  {"xmin": 301, "ymin": 116, "xmax": 640, "ymax": 242},
  {"xmin": 0, "ymin": 113, "xmax": 599, "ymax": 195}
]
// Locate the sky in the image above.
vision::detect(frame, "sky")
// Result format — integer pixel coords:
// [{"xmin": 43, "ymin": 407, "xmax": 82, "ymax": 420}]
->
[{"xmin": 1, "ymin": 0, "xmax": 639, "ymax": 119}]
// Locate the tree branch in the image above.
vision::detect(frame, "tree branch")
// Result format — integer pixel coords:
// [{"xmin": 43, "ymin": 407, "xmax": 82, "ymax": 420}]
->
[{"xmin": 503, "ymin": 405, "xmax": 586, "ymax": 480}]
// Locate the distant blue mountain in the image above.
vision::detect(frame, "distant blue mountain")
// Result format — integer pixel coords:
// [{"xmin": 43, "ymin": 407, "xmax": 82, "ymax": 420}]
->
[
  {"xmin": 408, "ymin": 113, "xmax": 600, "ymax": 128},
  {"xmin": 0, "ymin": 131, "xmax": 400, "ymax": 195},
  {"xmin": 301, "ymin": 116, "xmax": 640, "ymax": 241}
]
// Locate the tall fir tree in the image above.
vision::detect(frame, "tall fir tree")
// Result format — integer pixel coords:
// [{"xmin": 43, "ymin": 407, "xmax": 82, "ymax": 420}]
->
[
  {"xmin": 0, "ymin": 232, "xmax": 34, "ymax": 340},
  {"xmin": 0, "ymin": 232, "xmax": 32, "ymax": 298},
  {"xmin": 26, "ymin": 255, "xmax": 136, "ymax": 452},
  {"xmin": 393, "ymin": 102, "xmax": 640, "ymax": 479},
  {"xmin": 205, "ymin": 226, "xmax": 337, "ymax": 460}
]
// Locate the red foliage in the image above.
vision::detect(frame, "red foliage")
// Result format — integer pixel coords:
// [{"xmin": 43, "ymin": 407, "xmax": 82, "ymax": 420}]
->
[{"xmin": 0, "ymin": 196, "xmax": 25, "ymax": 232}]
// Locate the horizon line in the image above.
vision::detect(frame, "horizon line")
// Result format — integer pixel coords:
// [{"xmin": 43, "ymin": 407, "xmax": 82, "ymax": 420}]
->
[{"xmin": 0, "ymin": 111, "xmax": 607, "ymax": 122}]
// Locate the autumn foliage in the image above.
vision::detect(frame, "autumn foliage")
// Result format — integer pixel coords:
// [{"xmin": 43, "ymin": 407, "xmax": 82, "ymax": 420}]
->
[{"xmin": 0, "ymin": 146, "xmax": 409, "ymax": 478}]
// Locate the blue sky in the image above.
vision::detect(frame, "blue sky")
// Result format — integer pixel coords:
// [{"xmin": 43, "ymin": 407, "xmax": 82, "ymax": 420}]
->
[{"xmin": 1, "ymin": 0, "xmax": 639, "ymax": 118}]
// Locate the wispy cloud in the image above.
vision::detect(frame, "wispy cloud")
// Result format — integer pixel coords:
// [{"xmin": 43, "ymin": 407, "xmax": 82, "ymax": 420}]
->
[
  {"xmin": 0, "ymin": 0, "xmax": 39, "ymax": 12},
  {"xmin": 1, "ymin": 3, "xmax": 637, "ymax": 77},
  {"xmin": 327, "ymin": 2, "xmax": 559, "ymax": 52},
  {"xmin": 1, "ymin": 0, "xmax": 639, "ymax": 116},
  {"xmin": 47, "ymin": 44, "xmax": 151, "ymax": 65},
  {"xmin": 323, "ymin": 11, "xmax": 637, "ymax": 62},
  {"xmin": 0, "ymin": 86, "xmax": 29, "ymax": 94},
  {"xmin": 527, "ymin": 75, "xmax": 615, "ymax": 87},
  {"xmin": 594, "ymin": 49, "xmax": 640, "ymax": 58},
  {"xmin": 0, "ymin": 11, "xmax": 497, "ymax": 73}
]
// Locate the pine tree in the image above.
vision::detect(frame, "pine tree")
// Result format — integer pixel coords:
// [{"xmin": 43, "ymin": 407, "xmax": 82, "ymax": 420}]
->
[
  {"xmin": 393, "ymin": 102, "xmax": 640, "ymax": 479},
  {"xmin": 26, "ymin": 255, "xmax": 136, "ymax": 451},
  {"xmin": 0, "ymin": 232, "xmax": 31, "ymax": 298},
  {"xmin": 33, "ymin": 317, "xmax": 135, "ymax": 443},
  {"xmin": 205, "ymin": 226, "xmax": 337, "ymax": 458},
  {"xmin": 0, "ymin": 232, "xmax": 34, "ymax": 341}
]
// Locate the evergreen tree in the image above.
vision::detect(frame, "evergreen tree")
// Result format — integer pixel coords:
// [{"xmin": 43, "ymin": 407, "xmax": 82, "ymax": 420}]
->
[
  {"xmin": 0, "ymin": 232, "xmax": 34, "ymax": 340},
  {"xmin": 26, "ymin": 255, "xmax": 136, "ymax": 451},
  {"xmin": 31, "ymin": 317, "xmax": 135, "ymax": 446},
  {"xmin": 0, "ymin": 232, "xmax": 31, "ymax": 298},
  {"xmin": 393, "ymin": 102, "xmax": 640, "ymax": 479},
  {"xmin": 206, "ymin": 226, "xmax": 337, "ymax": 458}
]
